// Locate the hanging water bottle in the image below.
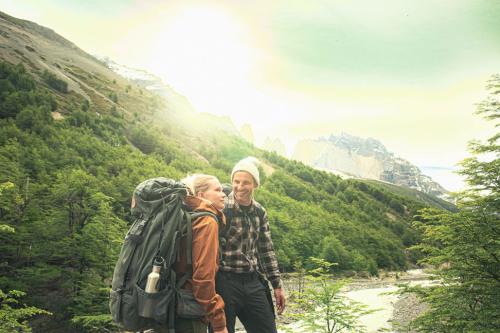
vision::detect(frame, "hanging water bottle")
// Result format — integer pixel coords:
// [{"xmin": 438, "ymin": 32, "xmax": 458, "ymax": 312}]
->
[
  {"xmin": 140, "ymin": 257, "xmax": 164, "ymax": 318},
  {"xmin": 145, "ymin": 263, "xmax": 161, "ymax": 293}
]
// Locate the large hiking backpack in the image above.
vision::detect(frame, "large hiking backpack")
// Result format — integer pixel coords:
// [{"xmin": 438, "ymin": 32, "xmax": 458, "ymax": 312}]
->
[{"xmin": 109, "ymin": 178, "xmax": 215, "ymax": 332}]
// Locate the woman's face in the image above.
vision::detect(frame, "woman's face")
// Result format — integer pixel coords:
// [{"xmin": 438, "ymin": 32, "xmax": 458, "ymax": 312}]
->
[{"xmin": 198, "ymin": 179, "xmax": 226, "ymax": 210}]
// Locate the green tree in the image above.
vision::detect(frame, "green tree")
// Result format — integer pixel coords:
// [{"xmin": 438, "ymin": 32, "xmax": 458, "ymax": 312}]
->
[
  {"xmin": 71, "ymin": 314, "xmax": 118, "ymax": 333},
  {"xmin": 282, "ymin": 258, "xmax": 375, "ymax": 333},
  {"xmin": 41, "ymin": 70, "xmax": 68, "ymax": 93},
  {"xmin": 0, "ymin": 226, "xmax": 50, "ymax": 333},
  {"xmin": 0, "ymin": 289, "xmax": 51, "ymax": 333},
  {"xmin": 407, "ymin": 75, "xmax": 500, "ymax": 332},
  {"xmin": 319, "ymin": 236, "xmax": 352, "ymax": 270}
]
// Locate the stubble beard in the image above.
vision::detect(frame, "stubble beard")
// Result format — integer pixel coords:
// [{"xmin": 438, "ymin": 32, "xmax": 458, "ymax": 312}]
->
[{"xmin": 235, "ymin": 191, "xmax": 252, "ymax": 206}]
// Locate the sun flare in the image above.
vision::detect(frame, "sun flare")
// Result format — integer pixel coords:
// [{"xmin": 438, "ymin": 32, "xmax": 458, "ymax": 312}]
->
[{"xmin": 146, "ymin": 6, "xmax": 256, "ymax": 117}]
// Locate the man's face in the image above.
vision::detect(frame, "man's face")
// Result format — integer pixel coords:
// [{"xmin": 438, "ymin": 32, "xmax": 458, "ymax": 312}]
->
[{"xmin": 232, "ymin": 171, "xmax": 256, "ymax": 206}]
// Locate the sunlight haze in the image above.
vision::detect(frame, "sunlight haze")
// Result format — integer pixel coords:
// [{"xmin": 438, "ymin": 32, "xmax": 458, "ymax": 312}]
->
[{"xmin": 2, "ymin": 0, "xmax": 499, "ymax": 191}]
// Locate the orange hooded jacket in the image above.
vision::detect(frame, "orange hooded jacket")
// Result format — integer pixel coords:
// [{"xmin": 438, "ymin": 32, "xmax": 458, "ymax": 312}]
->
[{"xmin": 176, "ymin": 196, "xmax": 226, "ymax": 331}]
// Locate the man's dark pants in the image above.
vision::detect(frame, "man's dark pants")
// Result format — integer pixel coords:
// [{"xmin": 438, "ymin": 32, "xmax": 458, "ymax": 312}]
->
[{"xmin": 214, "ymin": 271, "xmax": 277, "ymax": 333}]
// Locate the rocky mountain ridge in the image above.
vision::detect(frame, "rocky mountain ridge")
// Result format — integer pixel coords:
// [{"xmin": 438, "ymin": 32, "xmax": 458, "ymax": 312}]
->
[
  {"xmin": 293, "ymin": 133, "xmax": 449, "ymax": 199},
  {"xmin": 262, "ymin": 137, "xmax": 287, "ymax": 156}
]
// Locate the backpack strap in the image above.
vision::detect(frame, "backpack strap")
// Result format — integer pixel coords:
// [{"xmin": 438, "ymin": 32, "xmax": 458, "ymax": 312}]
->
[
  {"xmin": 254, "ymin": 205, "xmax": 266, "ymax": 226},
  {"xmin": 176, "ymin": 211, "xmax": 221, "ymax": 290},
  {"xmin": 185, "ymin": 210, "xmax": 194, "ymax": 267}
]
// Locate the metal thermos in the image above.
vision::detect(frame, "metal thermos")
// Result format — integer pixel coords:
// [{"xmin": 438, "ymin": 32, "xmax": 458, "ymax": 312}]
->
[
  {"xmin": 145, "ymin": 264, "xmax": 161, "ymax": 293},
  {"xmin": 140, "ymin": 263, "xmax": 162, "ymax": 318}
]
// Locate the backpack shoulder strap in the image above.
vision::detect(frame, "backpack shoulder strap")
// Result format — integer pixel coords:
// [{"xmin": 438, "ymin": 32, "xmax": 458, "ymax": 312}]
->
[
  {"xmin": 189, "ymin": 211, "xmax": 221, "ymax": 235},
  {"xmin": 254, "ymin": 205, "xmax": 266, "ymax": 225},
  {"xmin": 221, "ymin": 207, "xmax": 232, "ymax": 236},
  {"xmin": 184, "ymin": 211, "xmax": 216, "ymax": 266},
  {"xmin": 190, "ymin": 211, "xmax": 218, "ymax": 222},
  {"xmin": 176, "ymin": 211, "xmax": 221, "ymax": 289}
]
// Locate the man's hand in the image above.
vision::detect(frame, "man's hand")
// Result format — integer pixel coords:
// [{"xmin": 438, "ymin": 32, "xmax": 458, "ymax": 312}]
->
[
  {"xmin": 214, "ymin": 328, "xmax": 228, "ymax": 333},
  {"xmin": 274, "ymin": 288, "xmax": 286, "ymax": 314}
]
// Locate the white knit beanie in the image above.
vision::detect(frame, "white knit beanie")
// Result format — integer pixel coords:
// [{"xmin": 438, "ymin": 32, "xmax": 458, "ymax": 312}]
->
[{"xmin": 231, "ymin": 157, "xmax": 260, "ymax": 187}]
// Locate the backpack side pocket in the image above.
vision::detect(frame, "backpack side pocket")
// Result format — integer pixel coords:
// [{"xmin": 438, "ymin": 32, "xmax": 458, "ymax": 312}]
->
[
  {"xmin": 176, "ymin": 288, "xmax": 205, "ymax": 319},
  {"xmin": 135, "ymin": 283, "xmax": 175, "ymax": 324}
]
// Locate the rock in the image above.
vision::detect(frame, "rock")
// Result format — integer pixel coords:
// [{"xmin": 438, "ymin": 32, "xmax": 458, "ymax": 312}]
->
[{"xmin": 392, "ymin": 293, "xmax": 428, "ymax": 333}]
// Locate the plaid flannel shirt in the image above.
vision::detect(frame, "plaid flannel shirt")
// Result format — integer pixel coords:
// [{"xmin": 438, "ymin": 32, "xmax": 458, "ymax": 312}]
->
[{"xmin": 220, "ymin": 193, "xmax": 282, "ymax": 289}]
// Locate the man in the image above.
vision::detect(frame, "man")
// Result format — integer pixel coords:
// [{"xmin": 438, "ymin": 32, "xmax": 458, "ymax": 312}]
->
[{"xmin": 216, "ymin": 157, "xmax": 286, "ymax": 333}]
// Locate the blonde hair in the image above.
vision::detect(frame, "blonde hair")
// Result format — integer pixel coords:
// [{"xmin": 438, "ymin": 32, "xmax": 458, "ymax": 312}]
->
[{"xmin": 181, "ymin": 174, "xmax": 219, "ymax": 196}]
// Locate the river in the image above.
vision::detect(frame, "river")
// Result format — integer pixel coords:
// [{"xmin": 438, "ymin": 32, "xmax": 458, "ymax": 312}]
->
[
  {"xmin": 343, "ymin": 269, "xmax": 433, "ymax": 333},
  {"xmin": 273, "ymin": 269, "xmax": 432, "ymax": 333}
]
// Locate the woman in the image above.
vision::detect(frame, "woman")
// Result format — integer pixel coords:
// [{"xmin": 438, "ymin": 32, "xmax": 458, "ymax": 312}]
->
[{"xmin": 175, "ymin": 174, "xmax": 228, "ymax": 333}]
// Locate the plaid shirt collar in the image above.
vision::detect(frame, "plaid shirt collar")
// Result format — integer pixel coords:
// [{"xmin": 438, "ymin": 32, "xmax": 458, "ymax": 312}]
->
[{"xmin": 226, "ymin": 192, "xmax": 258, "ymax": 214}]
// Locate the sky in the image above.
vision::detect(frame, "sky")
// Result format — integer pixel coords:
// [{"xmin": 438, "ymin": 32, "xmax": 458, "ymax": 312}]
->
[{"xmin": 2, "ymin": 0, "xmax": 499, "ymax": 191}]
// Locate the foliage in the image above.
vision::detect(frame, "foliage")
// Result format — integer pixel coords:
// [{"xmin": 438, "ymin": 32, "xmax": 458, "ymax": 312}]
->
[
  {"xmin": 0, "ymin": 218, "xmax": 50, "ymax": 332},
  {"xmin": 41, "ymin": 69, "xmax": 68, "ymax": 93},
  {"xmin": 0, "ymin": 224, "xmax": 14, "ymax": 233},
  {"xmin": 0, "ymin": 289, "xmax": 51, "ymax": 333},
  {"xmin": 109, "ymin": 92, "xmax": 118, "ymax": 103},
  {"xmin": 281, "ymin": 258, "xmax": 376, "ymax": 333},
  {"xmin": 0, "ymin": 64, "xmax": 55, "ymax": 119},
  {"xmin": 257, "ymin": 179, "xmax": 410, "ymax": 273},
  {"xmin": 71, "ymin": 314, "xmax": 119, "ymax": 333},
  {"xmin": 405, "ymin": 74, "xmax": 500, "ymax": 332}
]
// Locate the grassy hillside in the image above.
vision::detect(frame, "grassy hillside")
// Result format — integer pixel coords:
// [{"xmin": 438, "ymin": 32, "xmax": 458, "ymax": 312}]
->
[{"xmin": 0, "ymin": 13, "xmax": 455, "ymax": 331}]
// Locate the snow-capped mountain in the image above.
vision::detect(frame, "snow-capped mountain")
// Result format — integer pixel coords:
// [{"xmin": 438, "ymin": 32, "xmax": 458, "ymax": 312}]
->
[{"xmin": 96, "ymin": 56, "xmax": 172, "ymax": 98}]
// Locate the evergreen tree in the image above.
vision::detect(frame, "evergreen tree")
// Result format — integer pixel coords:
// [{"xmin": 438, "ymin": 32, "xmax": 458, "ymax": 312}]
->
[
  {"xmin": 408, "ymin": 75, "xmax": 500, "ymax": 332},
  {"xmin": 281, "ymin": 258, "xmax": 375, "ymax": 333},
  {"xmin": 0, "ymin": 223, "xmax": 50, "ymax": 333}
]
